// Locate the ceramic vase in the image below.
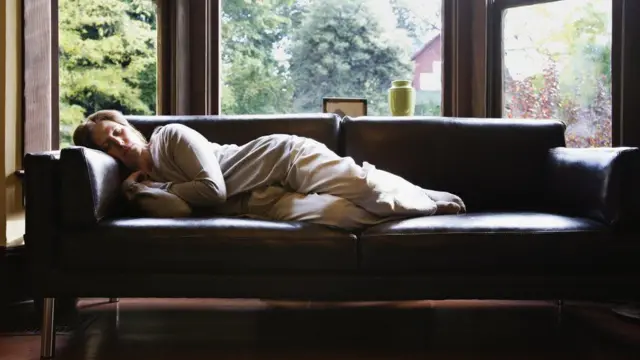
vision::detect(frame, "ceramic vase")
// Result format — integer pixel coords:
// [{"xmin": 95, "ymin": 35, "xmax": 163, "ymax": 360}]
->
[{"xmin": 388, "ymin": 80, "xmax": 416, "ymax": 116}]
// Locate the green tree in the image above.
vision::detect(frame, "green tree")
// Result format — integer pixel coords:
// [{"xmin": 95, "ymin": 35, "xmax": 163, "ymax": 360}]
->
[
  {"xmin": 389, "ymin": 0, "xmax": 441, "ymax": 51},
  {"xmin": 288, "ymin": 0, "xmax": 413, "ymax": 115},
  {"xmin": 58, "ymin": 0, "xmax": 157, "ymax": 147},
  {"xmin": 220, "ymin": 0, "xmax": 306, "ymax": 114}
]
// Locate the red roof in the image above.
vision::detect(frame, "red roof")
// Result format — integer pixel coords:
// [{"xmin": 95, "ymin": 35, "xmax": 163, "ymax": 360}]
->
[{"xmin": 411, "ymin": 33, "xmax": 441, "ymax": 61}]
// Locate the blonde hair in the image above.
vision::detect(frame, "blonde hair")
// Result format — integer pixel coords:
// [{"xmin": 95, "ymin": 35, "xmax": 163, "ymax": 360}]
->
[{"xmin": 73, "ymin": 110, "xmax": 147, "ymax": 150}]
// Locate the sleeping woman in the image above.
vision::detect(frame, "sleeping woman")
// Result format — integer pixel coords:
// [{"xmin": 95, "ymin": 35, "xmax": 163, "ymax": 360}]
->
[{"xmin": 72, "ymin": 110, "xmax": 466, "ymax": 230}]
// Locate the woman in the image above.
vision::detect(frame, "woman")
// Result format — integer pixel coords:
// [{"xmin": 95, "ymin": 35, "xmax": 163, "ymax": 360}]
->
[{"xmin": 73, "ymin": 110, "xmax": 466, "ymax": 229}]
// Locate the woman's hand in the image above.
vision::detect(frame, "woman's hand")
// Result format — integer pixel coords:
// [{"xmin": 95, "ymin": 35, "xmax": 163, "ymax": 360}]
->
[
  {"xmin": 126, "ymin": 170, "xmax": 146, "ymax": 184},
  {"xmin": 124, "ymin": 171, "xmax": 166, "ymax": 189},
  {"xmin": 141, "ymin": 180, "xmax": 168, "ymax": 189}
]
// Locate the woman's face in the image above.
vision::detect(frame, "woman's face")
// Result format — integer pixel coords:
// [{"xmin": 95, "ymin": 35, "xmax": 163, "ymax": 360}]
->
[{"xmin": 91, "ymin": 120, "xmax": 147, "ymax": 169}]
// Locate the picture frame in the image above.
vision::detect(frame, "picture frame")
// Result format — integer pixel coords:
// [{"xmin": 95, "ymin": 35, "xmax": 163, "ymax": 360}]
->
[{"xmin": 322, "ymin": 97, "xmax": 368, "ymax": 118}]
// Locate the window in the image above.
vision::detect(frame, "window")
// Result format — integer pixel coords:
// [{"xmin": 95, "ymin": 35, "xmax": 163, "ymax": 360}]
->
[
  {"xmin": 57, "ymin": 0, "xmax": 158, "ymax": 148},
  {"xmin": 220, "ymin": 0, "xmax": 442, "ymax": 116},
  {"xmin": 25, "ymin": 0, "xmax": 640, "ymax": 155},
  {"xmin": 499, "ymin": 0, "xmax": 612, "ymax": 147}
]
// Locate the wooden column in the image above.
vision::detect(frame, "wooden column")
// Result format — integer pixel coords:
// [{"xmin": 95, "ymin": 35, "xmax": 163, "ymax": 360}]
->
[
  {"xmin": 442, "ymin": 0, "xmax": 488, "ymax": 118},
  {"xmin": 23, "ymin": 0, "xmax": 58, "ymax": 152},
  {"xmin": 157, "ymin": 0, "xmax": 219, "ymax": 116}
]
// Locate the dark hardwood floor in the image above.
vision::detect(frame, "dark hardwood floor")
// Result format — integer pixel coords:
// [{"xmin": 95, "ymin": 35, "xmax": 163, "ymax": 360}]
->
[{"xmin": 1, "ymin": 298, "xmax": 639, "ymax": 359}]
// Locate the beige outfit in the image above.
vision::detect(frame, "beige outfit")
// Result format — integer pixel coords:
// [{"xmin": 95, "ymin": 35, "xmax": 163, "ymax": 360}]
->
[{"xmin": 127, "ymin": 123, "xmax": 439, "ymax": 230}]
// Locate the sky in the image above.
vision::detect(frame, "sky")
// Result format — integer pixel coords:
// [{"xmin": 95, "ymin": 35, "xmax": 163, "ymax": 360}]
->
[{"xmin": 503, "ymin": 0, "xmax": 612, "ymax": 80}]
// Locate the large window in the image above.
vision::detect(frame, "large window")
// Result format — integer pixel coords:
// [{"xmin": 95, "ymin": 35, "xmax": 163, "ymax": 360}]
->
[
  {"xmin": 220, "ymin": 0, "xmax": 443, "ymax": 116},
  {"xmin": 499, "ymin": 0, "xmax": 612, "ymax": 147},
  {"xmin": 57, "ymin": 0, "xmax": 158, "ymax": 148}
]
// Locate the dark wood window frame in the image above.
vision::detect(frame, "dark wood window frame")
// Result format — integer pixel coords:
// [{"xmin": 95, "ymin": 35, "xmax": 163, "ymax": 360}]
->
[
  {"xmin": 443, "ymin": 0, "xmax": 489, "ymax": 118},
  {"xmin": 487, "ymin": 0, "xmax": 640, "ymax": 147},
  {"xmin": 156, "ymin": 0, "xmax": 219, "ymax": 116}
]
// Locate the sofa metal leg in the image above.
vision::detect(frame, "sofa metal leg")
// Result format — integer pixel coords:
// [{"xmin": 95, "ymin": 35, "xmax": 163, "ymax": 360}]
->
[
  {"xmin": 41, "ymin": 298, "xmax": 56, "ymax": 359},
  {"xmin": 555, "ymin": 299, "xmax": 564, "ymax": 330},
  {"xmin": 109, "ymin": 298, "xmax": 119, "ymax": 303},
  {"xmin": 114, "ymin": 300, "xmax": 121, "ymax": 330},
  {"xmin": 556, "ymin": 300, "xmax": 563, "ymax": 318}
]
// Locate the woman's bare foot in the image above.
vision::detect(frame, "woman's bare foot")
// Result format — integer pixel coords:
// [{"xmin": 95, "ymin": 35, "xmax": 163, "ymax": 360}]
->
[
  {"xmin": 424, "ymin": 189, "xmax": 466, "ymax": 213},
  {"xmin": 434, "ymin": 201, "xmax": 461, "ymax": 215}
]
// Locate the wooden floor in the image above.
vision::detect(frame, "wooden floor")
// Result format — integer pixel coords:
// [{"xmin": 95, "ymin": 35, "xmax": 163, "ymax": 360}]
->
[{"xmin": 1, "ymin": 298, "xmax": 639, "ymax": 359}]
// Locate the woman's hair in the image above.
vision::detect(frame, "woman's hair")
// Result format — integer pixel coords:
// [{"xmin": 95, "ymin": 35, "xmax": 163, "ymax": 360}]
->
[{"xmin": 73, "ymin": 110, "xmax": 147, "ymax": 150}]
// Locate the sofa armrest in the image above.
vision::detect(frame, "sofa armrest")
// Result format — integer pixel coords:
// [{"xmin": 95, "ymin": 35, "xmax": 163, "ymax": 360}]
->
[
  {"xmin": 59, "ymin": 146, "xmax": 125, "ymax": 227},
  {"xmin": 546, "ymin": 147, "xmax": 640, "ymax": 227},
  {"xmin": 24, "ymin": 151, "xmax": 61, "ymax": 290}
]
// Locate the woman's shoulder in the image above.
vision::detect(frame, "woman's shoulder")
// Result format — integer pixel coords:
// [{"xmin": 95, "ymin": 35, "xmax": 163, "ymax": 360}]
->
[
  {"xmin": 152, "ymin": 123, "xmax": 192, "ymax": 137},
  {"xmin": 151, "ymin": 123, "xmax": 206, "ymax": 144}
]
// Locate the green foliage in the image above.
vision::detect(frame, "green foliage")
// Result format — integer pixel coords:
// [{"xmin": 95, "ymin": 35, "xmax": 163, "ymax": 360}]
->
[
  {"xmin": 220, "ymin": 0, "xmax": 433, "ymax": 116},
  {"xmin": 220, "ymin": 0, "xmax": 441, "ymax": 116},
  {"xmin": 288, "ymin": 0, "xmax": 413, "ymax": 115},
  {"xmin": 504, "ymin": 1, "xmax": 612, "ymax": 148},
  {"xmin": 59, "ymin": 0, "xmax": 156, "ymax": 148},
  {"xmin": 220, "ymin": 0, "xmax": 303, "ymax": 114}
]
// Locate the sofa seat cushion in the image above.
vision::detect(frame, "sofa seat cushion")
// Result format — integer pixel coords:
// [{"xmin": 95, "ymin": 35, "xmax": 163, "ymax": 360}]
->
[
  {"xmin": 60, "ymin": 217, "xmax": 357, "ymax": 272},
  {"xmin": 360, "ymin": 212, "xmax": 639, "ymax": 274}
]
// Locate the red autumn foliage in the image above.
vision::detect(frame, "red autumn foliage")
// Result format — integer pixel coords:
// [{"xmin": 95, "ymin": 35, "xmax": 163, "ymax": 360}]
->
[{"xmin": 504, "ymin": 62, "xmax": 612, "ymax": 148}]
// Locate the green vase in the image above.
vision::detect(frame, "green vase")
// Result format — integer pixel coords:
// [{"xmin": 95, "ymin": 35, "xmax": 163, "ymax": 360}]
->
[{"xmin": 388, "ymin": 80, "xmax": 416, "ymax": 116}]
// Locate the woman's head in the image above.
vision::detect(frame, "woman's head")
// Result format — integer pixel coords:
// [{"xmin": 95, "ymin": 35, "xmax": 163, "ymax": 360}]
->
[{"xmin": 73, "ymin": 110, "xmax": 149, "ymax": 170}]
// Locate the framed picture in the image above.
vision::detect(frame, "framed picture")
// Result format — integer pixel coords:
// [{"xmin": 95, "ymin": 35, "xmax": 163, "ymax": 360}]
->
[{"xmin": 322, "ymin": 97, "xmax": 367, "ymax": 118}]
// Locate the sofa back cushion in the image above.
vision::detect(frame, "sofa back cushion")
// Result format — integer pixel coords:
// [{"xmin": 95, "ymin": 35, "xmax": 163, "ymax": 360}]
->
[
  {"xmin": 341, "ymin": 116, "xmax": 566, "ymax": 212},
  {"xmin": 127, "ymin": 114, "xmax": 342, "ymax": 152}
]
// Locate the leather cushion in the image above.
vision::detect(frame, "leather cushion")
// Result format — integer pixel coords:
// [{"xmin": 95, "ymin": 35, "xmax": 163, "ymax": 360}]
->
[
  {"xmin": 127, "ymin": 114, "xmax": 342, "ymax": 152},
  {"xmin": 341, "ymin": 117, "xmax": 566, "ymax": 212},
  {"xmin": 359, "ymin": 212, "xmax": 640, "ymax": 274},
  {"xmin": 59, "ymin": 217, "xmax": 357, "ymax": 272},
  {"xmin": 59, "ymin": 146, "xmax": 124, "ymax": 227},
  {"xmin": 545, "ymin": 147, "xmax": 640, "ymax": 226}
]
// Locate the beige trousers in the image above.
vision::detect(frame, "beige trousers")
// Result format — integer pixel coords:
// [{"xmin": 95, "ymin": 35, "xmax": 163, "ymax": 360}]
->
[{"xmin": 241, "ymin": 137, "xmax": 439, "ymax": 229}]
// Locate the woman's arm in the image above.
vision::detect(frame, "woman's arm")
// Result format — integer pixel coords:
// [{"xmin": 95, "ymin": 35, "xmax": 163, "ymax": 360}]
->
[
  {"xmin": 160, "ymin": 124, "xmax": 227, "ymax": 206},
  {"xmin": 122, "ymin": 178, "xmax": 193, "ymax": 218}
]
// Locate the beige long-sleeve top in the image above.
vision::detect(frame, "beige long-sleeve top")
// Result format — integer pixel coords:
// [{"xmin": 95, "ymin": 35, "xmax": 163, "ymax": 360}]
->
[{"xmin": 146, "ymin": 124, "xmax": 299, "ymax": 207}]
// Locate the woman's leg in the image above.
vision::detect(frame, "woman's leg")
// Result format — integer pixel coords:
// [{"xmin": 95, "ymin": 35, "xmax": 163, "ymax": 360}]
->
[
  {"xmin": 246, "ymin": 185, "xmax": 390, "ymax": 230},
  {"xmin": 284, "ymin": 138, "xmax": 464, "ymax": 217}
]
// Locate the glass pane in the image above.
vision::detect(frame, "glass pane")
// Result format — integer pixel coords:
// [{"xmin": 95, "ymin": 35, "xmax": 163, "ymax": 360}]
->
[
  {"xmin": 220, "ymin": 0, "xmax": 442, "ymax": 116},
  {"xmin": 58, "ymin": 0, "xmax": 158, "ymax": 148},
  {"xmin": 503, "ymin": 0, "xmax": 612, "ymax": 147}
]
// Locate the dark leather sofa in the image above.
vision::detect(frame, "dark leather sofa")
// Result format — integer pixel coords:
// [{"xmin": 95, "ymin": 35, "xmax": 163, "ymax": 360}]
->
[{"xmin": 24, "ymin": 114, "xmax": 640, "ymax": 357}]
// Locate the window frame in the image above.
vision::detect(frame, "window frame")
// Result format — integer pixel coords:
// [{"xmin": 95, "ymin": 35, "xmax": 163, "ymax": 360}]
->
[
  {"xmin": 486, "ymin": 0, "xmax": 628, "ymax": 146},
  {"xmin": 443, "ymin": 0, "xmax": 489, "ymax": 117},
  {"xmin": 156, "ymin": 0, "xmax": 219, "ymax": 116}
]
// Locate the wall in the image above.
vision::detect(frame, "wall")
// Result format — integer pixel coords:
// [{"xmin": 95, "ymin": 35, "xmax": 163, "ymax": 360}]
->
[
  {"xmin": 412, "ymin": 34, "xmax": 442, "ymax": 90},
  {"xmin": 1, "ymin": 0, "xmax": 23, "ymax": 248}
]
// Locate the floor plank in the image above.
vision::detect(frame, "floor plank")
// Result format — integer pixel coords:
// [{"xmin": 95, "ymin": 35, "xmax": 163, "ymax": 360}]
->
[{"xmin": 1, "ymin": 299, "xmax": 639, "ymax": 359}]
